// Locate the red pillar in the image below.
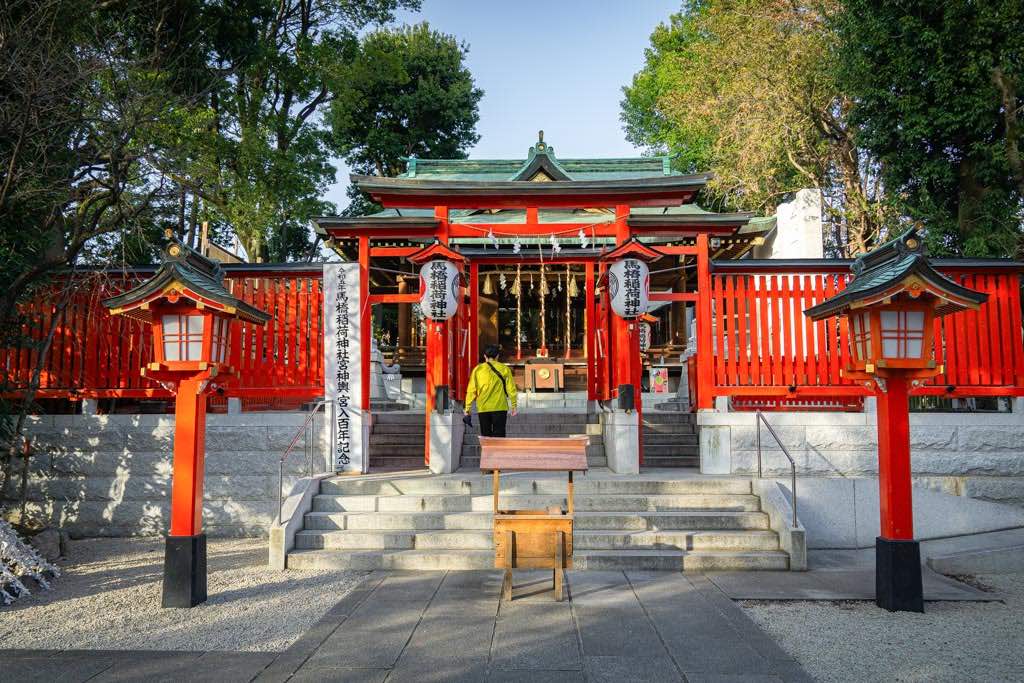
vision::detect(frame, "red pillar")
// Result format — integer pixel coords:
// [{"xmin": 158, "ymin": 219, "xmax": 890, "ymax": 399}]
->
[
  {"xmin": 695, "ymin": 233, "xmax": 714, "ymax": 409},
  {"xmin": 469, "ymin": 262, "xmax": 479, "ymax": 367},
  {"xmin": 585, "ymin": 261, "xmax": 596, "ymax": 402},
  {"xmin": 169, "ymin": 375, "xmax": 208, "ymax": 537},
  {"xmin": 876, "ymin": 375, "xmax": 914, "ymax": 539},
  {"xmin": 611, "ymin": 205, "xmax": 643, "ymax": 463}
]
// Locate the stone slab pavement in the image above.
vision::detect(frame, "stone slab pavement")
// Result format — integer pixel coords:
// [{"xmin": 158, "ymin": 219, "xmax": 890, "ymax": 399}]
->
[
  {"xmin": 706, "ymin": 564, "xmax": 998, "ymax": 602},
  {"xmin": 2, "ymin": 570, "xmax": 814, "ymax": 682}
]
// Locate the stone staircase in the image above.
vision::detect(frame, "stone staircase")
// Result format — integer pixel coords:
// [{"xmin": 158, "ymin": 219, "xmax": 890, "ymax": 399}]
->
[
  {"xmin": 459, "ymin": 412, "xmax": 606, "ymax": 470},
  {"xmin": 369, "ymin": 412, "xmax": 425, "ymax": 470},
  {"xmin": 643, "ymin": 412, "xmax": 699, "ymax": 468},
  {"xmin": 286, "ymin": 474, "xmax": 790, "ymax": 571}
]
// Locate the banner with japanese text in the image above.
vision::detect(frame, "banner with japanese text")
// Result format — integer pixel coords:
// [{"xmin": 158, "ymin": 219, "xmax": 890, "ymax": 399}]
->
[{"xmin": 324, "ymin": 263, "xmax": 366, "ymax": 473}]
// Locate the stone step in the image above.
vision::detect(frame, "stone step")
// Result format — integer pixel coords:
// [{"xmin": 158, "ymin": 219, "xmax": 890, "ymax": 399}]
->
[
  {"xmin": 458, "ymin": 455, "xmax": 608, "ymax": 470},
  {"xmin": 642, "ymin": 456, "xmax": 699, "ymax": 468},
  {"xmin": 641, "ymin": 423, "xmax": 697, "ymax": 434},
  {"xmin": 370, "ymin": 433, "xmax": 426, "ymax": 446},
  {"xmin": 302, "ymin": 510, "xmax": 770, "ymax": 532},
  {"xmin": 641, "ymin": 433, "xmax": 698, "ymax": 446},
  {"xmin": 368, "ymin": 457, "xmax": 426, "ymax": 470},
  {"xmin": 459, "ymin": 444, "xmax": 605, "ymax": 458},
  {"xmin": 371, "ymin": 423, "xmax": 430, "ymax": 434},
  {"xmin": 310, "ymin": 493, "xmax": 762, "ymax": 513},
  {"xmin": 643, "ymin": 446, "xmax": 700, "ymax": 458},
  {"xmin": 369, "ymin": 444, "xmax": 423, "ymax": 457},
  {"xmin": 293, "ymin": 529, "xmax": 780, "ymax": 552},
  {"xmin": 318, "ymin": 476, "xmax": 752, "ymax": 496},
  {"xmin": 643, "ymin": 414, "xmax": 696, "ymax": 424},
  {"xmin": 573, "ymin": 549, "xmax": 789, "ymax": 572},
  {"xmin": 286, "ymin": 548, "xmax": 788, "ymax": 571},
  {"xmin": 373, "ymin": 413, "xmax": 425, "ymax": 424}
]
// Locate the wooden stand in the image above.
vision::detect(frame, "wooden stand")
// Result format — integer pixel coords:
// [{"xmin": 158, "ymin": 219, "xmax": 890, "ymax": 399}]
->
[{"xmin": 480, "ymin": 436, "xmax": 588, "ymax": 601}]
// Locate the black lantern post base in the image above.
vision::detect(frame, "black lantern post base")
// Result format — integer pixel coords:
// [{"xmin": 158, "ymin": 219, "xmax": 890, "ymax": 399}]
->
[
  {"xmin": 875, "ymin": 536, "xmax": 923, "ymax": 613},
  {"xmin": 162, "ymin": 534, "xmax": 207, "ymax": 608}
]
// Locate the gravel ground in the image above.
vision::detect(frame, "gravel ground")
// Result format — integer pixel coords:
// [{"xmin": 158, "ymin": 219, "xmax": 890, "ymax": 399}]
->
[
  {"xmin": 744, "ymin": 572, "xmax": 1024, "ymax": 683},
  {"xmin": 0, "ymin": 537, "xmax": 366, "ymax": 652}
]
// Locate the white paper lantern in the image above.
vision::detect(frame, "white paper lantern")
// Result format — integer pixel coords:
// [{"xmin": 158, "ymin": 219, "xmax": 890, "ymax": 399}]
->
[
  {"xmin": 418, "ymin": 260, "xmax": 460, "ymax": 321},
  {"xmin": 639, "ymin": 321, "xmax": 652, "ymax": 352},
  {"xmin": 608, "ymin": 258, "xmax": 650, "ymax": 319}
]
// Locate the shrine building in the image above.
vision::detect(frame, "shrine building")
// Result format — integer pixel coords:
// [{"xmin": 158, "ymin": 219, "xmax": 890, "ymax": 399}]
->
[{"xmin": 5, "ymin": 131, "xmax": 1024, "ymax": 570}]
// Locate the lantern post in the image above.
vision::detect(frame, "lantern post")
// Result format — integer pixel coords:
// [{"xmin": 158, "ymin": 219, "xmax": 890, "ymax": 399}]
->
[
  {"xmin": 806, "ymin": 229, "xmax": 987, "ymax": 612},
  {"xmin": 103, "ymin": 233, "xmax": 269, "ymax": 608},
  {"xmin": 408, "ymin": 241, "xmax": 466, "ymax": 465},
  {"xmin": 601, "ymin": 238, "xmax": 662, "ymax": 410}
]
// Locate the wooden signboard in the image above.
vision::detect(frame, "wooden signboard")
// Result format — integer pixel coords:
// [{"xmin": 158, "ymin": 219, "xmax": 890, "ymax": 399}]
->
[{"xmin": 479, "ymin": 436, "xmax": 588, "ymax": 601}]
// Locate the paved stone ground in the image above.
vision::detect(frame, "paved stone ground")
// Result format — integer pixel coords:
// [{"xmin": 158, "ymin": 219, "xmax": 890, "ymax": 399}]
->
[{"xmin": 3, "ymin": 570, "xmax": 812, "ymax": 682}]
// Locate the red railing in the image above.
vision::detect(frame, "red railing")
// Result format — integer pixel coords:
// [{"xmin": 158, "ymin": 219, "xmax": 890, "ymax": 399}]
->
[
  {"xmin": 1, "ymin": 269, "xmax": 325, "ymax": 403},
  {"xmin": 701, "ymin": 266, "xmax": 1024, "ymax": 403}
]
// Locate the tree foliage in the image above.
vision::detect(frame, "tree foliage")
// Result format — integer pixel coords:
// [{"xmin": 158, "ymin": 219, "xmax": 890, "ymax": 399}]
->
[
  {"xmin": 831, "ymin": 0, "xmax": 1024, "ymax": 257},
  {"xmin": 330, "ymin": 22, "xmax": 483, "ymax": 217},
  {"xmin": 623, "ymin": 0, "xmax": 890, "ymax": 255}
]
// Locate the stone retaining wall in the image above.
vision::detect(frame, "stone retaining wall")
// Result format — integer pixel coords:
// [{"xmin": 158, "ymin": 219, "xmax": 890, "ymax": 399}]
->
[
  {"xmin": 1, "ymin": 413, "xmax": 328, "ymax": 538},
  {"xmin": 697, "ymin": 397, "xmax": 1024, "ymax": 509}
]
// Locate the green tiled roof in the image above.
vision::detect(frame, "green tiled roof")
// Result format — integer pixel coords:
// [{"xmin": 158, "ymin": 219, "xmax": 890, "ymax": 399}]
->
[{"xmin": 401, "ymin": 132, "xmax": 674, "ymax": 182}]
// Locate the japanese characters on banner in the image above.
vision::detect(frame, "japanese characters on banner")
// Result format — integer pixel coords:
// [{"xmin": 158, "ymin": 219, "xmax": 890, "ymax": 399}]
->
[
  {"xmin": 607, "ymin": 258, "xmax": 650, "ymax": 319},
  {"xmin": 418, "ymin": 260, "xmax": 460, "ymax": 321},
  {"xmin": 639, "ymin": 321, "xmax": 652, "ymax": 352},
  {"xmin": 323, "ymin": 263, "xmax": 366, "ymax": 473}
]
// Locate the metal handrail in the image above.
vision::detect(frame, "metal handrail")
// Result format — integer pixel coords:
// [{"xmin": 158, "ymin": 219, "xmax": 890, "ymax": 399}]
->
[
  {"xmin": 754, "ymin": 410, "xmax": 798, "ymax": 529},
  {"xmin": 278, "ymin": 399, "xmax": 328, "ymax": 525}
]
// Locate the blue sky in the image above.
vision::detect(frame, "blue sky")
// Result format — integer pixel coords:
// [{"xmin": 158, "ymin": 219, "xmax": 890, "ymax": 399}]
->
[{"xmin": 324, "ymin": 0, "xmax": 681, "ymax": 209}]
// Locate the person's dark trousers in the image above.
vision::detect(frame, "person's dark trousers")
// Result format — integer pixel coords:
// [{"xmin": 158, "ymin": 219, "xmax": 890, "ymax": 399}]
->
[{"xmin": 478, "ymin": 410, "xmax": 508, "ymax": 437}]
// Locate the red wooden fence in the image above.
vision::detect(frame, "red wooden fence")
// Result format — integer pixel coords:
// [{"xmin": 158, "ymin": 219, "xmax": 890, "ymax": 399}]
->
[
  {"xmin": 4, "ymin": 263, "xmax": 1022, "ymax": 410},
  {"xmin": 1, "ymin": 270, "xmax": 324, "ymax": 403},
  {"xmin": 704, "ymin": 267, "xmax": 1024, "ymax": 401}
]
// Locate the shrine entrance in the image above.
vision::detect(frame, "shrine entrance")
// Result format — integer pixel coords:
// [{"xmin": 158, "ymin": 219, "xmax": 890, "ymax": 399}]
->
[{"xmin": 315, "ymin": 132, "xmax": 765, "ymax": 469}]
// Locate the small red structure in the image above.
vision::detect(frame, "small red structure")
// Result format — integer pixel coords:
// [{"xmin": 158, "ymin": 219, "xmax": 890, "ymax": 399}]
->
[
  {"xmin": 806, "ymin": 229, "xmax": 987, "ymax": 612},
  {"xmin": 103, "ymin": 233, "xmax": 269, "ymax": 607}
]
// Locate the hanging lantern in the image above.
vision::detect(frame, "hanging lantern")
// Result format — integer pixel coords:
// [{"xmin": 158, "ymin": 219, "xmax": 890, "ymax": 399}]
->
[
  {"xmin": 418, "ymin": 259, "xmax": 460, "ymax": 321},
  {"xmin": 639, "ymin": 321, "xmax": 652, "ymax": 352},
  {"xmin": 608, "ymin": 258, "xmax": 650, "ymax": 319},
  {"xmin": 483, "ymin": 272, "xmax": 494, "ymax": 295}
]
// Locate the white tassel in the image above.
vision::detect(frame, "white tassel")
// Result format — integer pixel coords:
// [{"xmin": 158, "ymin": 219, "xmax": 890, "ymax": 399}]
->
[
  {"xmin": 512, "ymin": 238, "xmax": 521, "ymax": 254},
  {"xmin": 549, "ymin": 234, "xmax": 561, "ymax": 254},
  {"xmin": 578, "ymin": 228, "xmax": 589, "ymax": 249}
]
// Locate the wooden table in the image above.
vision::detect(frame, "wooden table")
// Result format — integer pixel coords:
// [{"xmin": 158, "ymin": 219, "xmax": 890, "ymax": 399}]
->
[{"xmin": 479, "ymin": 436, "xmax": 589, "ymax": 601}]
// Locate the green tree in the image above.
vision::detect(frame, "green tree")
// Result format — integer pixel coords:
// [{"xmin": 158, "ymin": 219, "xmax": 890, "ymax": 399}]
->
[
  {"xmin": 145, "ymin": 0, "xmax": 421, "ymax": 262},
  {"xmin": 832, "ymin": 0, "xmax": 1024, "ymax": 257},
  {"xmin": 622, "ymin": 0, "xmax": 888, "ymax": 255},
  {"xmin": 330, "ymin": 22, "xmax": 483, "ymax": 217}
]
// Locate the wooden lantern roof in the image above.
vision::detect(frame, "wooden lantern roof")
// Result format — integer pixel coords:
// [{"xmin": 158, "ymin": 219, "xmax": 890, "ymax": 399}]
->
[
  {"xmin": 600, "ymin": 237, "xmax": 665, "ymax": 263},
  {"xmin": 805, "ymin": 229, "xmax": 988, "ymax": 321},
  {"xmin": 407, "ymin": 239, "xmax": 467, "ymax": 265},
  {"xmin": 103, "ymin": 233, "xmax": 270, "ymax": 325}
]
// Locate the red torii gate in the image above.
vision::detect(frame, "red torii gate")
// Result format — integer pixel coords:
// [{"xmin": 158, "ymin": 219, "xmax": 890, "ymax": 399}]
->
[{"xmin": 320, "ymin": 174, "xmax": 735, "ymax": 465}]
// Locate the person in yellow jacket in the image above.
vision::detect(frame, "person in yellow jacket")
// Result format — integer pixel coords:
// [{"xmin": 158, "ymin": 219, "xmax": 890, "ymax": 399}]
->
[{"xmin": 464, "ymin": 344, "xmax": 518, "ymax": 437}]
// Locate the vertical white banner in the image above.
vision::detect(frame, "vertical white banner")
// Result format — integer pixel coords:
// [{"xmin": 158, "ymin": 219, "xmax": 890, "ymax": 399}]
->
[{"xmin": 324, "ymin": 263, "xmax": 366, "ymax": 473}]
